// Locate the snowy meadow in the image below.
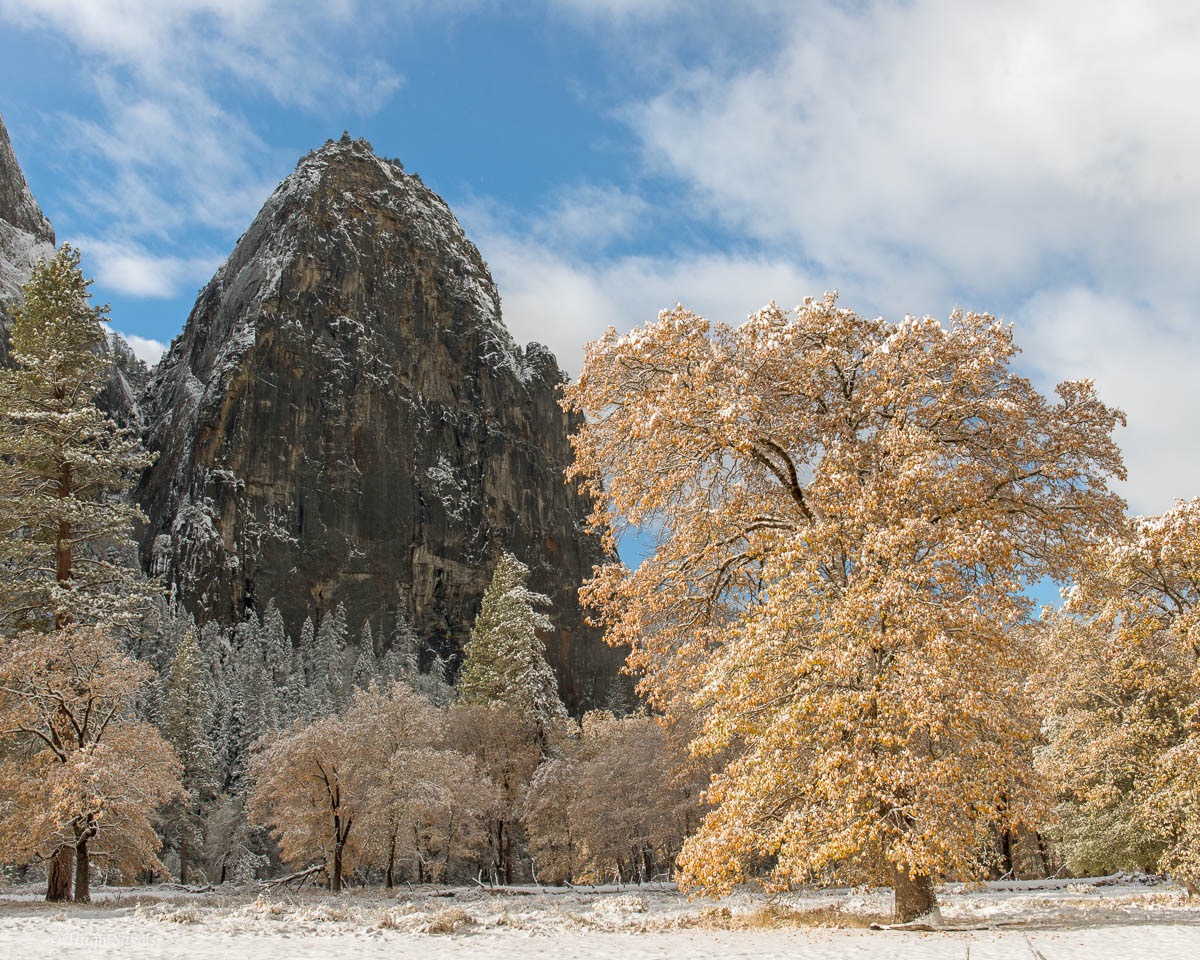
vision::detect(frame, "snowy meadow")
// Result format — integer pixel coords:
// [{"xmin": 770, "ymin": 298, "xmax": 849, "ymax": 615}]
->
[{"xmin": 2, "ymin": 876, "xmax": 1198, "ymax": 960}]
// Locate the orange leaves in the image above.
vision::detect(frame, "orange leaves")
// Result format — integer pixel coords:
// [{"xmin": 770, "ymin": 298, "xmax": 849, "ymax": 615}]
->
[
  {"xmin": 1040, "ymin": 498, "xmax": 1200, "ymax": 882},
  {"xmin": 0, "ymin": 626, "xmax": 182, "ymax": 878},
  {"xmin": 564, "ymin": 295, "xmax": 1125, "ymax": 894}
]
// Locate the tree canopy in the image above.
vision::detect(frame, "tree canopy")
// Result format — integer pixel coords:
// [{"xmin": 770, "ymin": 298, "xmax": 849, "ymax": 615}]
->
[{"xmin": 563, "ymin": 295, "xmax": 1126, "ymax": 920}]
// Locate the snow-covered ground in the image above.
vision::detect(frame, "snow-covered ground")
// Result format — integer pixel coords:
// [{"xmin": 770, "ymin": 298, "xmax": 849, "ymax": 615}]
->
[{"xmin": 1, "ymin": 876, "xmax": 1197, "ymax": 959}]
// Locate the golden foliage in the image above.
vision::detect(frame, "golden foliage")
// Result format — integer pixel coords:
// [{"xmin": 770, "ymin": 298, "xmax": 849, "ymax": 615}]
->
[
  {"xmin": 0, "ymin": 626, "xmax": 183, "ymax": 880},
  {"xmin": 1040, "ymin": 498, "xmax": 1200, "ymax": 887},
  {"xmin": 249, "ymin": 682, "xmax": 499, "ymax": 888},
  {"xmin": 563, "ymin": 296, "xmax": 1125, "ymax": 895},
  {"xmin": 522, "ymin": 710, "xmax": 704, "ymax": 884}
]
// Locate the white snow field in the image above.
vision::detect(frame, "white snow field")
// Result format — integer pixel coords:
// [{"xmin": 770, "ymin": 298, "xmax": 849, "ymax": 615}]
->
[{"xmin": 1, "ymin": 876, "xmax": 1197, "ymax": 960}]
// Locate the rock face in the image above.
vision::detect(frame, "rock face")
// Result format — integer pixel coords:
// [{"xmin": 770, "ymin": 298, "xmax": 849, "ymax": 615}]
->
[
  {"xmin": 0, "ymin": 113, "xmax": 56, "ymax": 365},
  {"xmin": 138, "ymin": 136, "xmax": 621, "ymax": 710}
]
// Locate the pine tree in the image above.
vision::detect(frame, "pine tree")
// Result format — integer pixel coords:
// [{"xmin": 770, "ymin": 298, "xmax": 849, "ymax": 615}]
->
[
  {"xmin": 221, "ymin": 695, "xmax": 251, "ymax": 796},
  {"xmin": 283, "ymin": 644, "xmax": 314, "ymax": 725},
  {"xmin": 298, "ymin": 616, "xmax": 318, "ymax": 681},
  {"xmin": 261, "ymin": 599, "xmax": 291, "ymax": 689},
  {"xmin": 458, "ymin": 552, "xmax": 567, "ymax": 739},
  {"xmin": 162, "ymin": 627, "xmax": 219, "ymax": 883},
  {"xmin": 351, "ymin": 622, "xmax": 377, "ymax": 690},
  {"xmin": 242, "ymin": 655, "xmax": 278, "ymax": 743},
  {"xmin": 386, "ymin": 603, "xmax": 420, "ymax": 675},
  {"xmin": 0, "ymin": 245, "xmax": 156, "ymax": 634},
  {"xmin": 313, "ymin": 604, "xmax": 349, "ymax": 713}
]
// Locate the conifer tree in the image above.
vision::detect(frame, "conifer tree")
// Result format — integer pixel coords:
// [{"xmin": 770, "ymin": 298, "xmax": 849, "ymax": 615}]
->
[
  {"xmin": 458, "ymin": 552, "xmax": 567, "ymax": 738},
  {"xmin": 0, "ymin": 245, "xmax": 156, "ymax": 634},
  {"xmin": 386, "ymin": 605, "xmax": 421, "ymax": 679},
  {"xmin": 261, "ymin": 600, "xmax": 291, "ymax": 689},
  {"xmin": 298, "ymin": 615, "xmax": 318, "ymax": 688},
  {"xmin": 221, "ymin": 696, "xmax": 251, "ymax": 796},
  {"xmin": 352, "ymin": 623, "xmax": 377, "ymax": 690},
  {"xmin": 162, "ymin": 627, "xmax": 219, "ymax": 883},
  {"xmin": 241, "ymin": 655, "xmax": 277, "ymax": 744},
  {"xmin": 284, "ymin": 644, "xmax": 314, "ymax": 725},
  {"xmin": 312, "ymin": 603, "xmax": 349, "ymax": 711}
]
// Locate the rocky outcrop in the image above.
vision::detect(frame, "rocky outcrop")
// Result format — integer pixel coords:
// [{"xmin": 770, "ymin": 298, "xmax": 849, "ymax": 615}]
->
[
  {"xmin": 138, "ymin": 136, "xmax": 622, "ymax": 710},
  {"xmin": 0, "ymin": 112, "xmax": 56, "ymax": 366},
  {"xmin": 0, "ymin": 111, "xmax": 143, "ymax": 428}
]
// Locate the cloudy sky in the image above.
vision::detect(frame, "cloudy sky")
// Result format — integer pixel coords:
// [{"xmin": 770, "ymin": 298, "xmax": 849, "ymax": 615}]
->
[{"xmin": 0, "ymin": 0, "xmax": 1196, "ymax": 516}]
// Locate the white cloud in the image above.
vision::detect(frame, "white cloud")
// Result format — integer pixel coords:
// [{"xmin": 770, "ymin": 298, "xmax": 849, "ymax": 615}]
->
[
  {"xmin": 70, "ymin": 237, "xmax": 222, "ymax": 299},
  {"xmin": 466, "ymin": 211, "xmax": 816, "ymax": 377},
  {"xmin": 548, "ymin": 0, "xmax": 682, "ymax": 22},
  {"xmin": 608, "ymin": 0, "xmax": 1200, "ymax": 514},
  {"xmin": 629, "ymin": 1, "xmax": 1200, "ymax": 299},
  {"xmin": 0, "ymin": 0, "xmax": 407, "ymax": 292},
  {"xmin": 115, "ymin": 331, "xmax": 168, "ymax": 366},
  {"xmin": 1014, "ymin": 287, "xmax": 1200, "ymax": 514},
  {"xmin": 0, "ymin": 1, "xmax": 403, "ymax": 112},
  {"xmin": 532, "ymin": 185, "xmax": 651, "ymax": 251}
]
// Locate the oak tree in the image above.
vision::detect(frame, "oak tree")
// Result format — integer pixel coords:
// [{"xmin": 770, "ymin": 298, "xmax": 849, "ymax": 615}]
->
[
  {"xmin": 563, "ymin": 296, "xmax": 1125, "ymax": 920},
  {"xmin": 0, "ymin": 626, "xmax": 182, "ymax": 902},
  {"xmin": 1040, "ymin": 498, "xmax": 1200, "ymax": 890}
]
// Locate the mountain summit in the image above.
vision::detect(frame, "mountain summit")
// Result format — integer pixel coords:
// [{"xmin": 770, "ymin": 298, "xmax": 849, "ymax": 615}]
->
[{"xmin": 137, "ymin": 136, "xmax": 621, "ymax": 709}]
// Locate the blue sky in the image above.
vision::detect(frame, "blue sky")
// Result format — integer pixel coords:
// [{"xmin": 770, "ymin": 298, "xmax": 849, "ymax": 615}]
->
[{"xmin": 1, "ymin": 0, "xmax": 1198, "ymax": 544}]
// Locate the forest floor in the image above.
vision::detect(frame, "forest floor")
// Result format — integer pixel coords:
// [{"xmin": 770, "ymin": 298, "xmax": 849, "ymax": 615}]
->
[{"xmin": 0, "ymin": 874, "xmax": 1197, "ymax": 959}]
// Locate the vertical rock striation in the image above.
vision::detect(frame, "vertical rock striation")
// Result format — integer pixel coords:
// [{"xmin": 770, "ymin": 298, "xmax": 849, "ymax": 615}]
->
[{"xmin": 138, "ymin": 136, "xmax": 621, "ymax": 710}]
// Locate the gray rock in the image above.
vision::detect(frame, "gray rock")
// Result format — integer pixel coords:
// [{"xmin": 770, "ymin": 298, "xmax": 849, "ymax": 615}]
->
[
  {"xmin": 0, "ymin": 112, "xmax": 56, "ymax": 366},
  {"xmin": 137, "ymin": 137, "xmax": 623, "ymax": 711}
]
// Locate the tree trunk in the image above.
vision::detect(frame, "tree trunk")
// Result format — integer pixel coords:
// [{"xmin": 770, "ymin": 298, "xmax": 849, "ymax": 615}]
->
[
  {"xmin": 385, "ymin": 835, "xmax": 396, "ymax": 890},
  {"xmin": 331, "ymin": 843, "xmax": 343, "ymax": 893},
  {"xmin": 495, "ymin": 820, "xmax": 506, "ymax": 884},
  {"xmin": 46, "ymin": 846, "xmax": 73, "ymax": 901},
  {"xmin": 54, "ymin": 463, "xmax": 73, "ymax": 630},
  {"xmin": 892, "ymin": 864, "xmax": 936, "ymax": 924},
  {"xmin": 179, "ymin": 832, "xmax": 189, "ymax": 885},
  {"xmin": 73, "ymin": 835, "xmax": 91, "ymax": 904},
  {"xmin": 1000, "ymin": 828, "xmax": 1015, "ymax": 878}
]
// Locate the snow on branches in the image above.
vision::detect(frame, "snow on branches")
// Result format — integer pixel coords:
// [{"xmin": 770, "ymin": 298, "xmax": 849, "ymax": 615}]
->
[
  {"xmin": 563, "ymin": 295, "xmax": 1126, "ymax": 921},
  {"xmin": 1040, "ymin": 497, "xmax": 1200, "ymax": 891}
]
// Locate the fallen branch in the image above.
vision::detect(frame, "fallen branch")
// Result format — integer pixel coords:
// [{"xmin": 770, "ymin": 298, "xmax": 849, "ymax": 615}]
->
[
  {"xmin": 471, "ymin": 880, "xmax": 538, "ymax": 896},
  {"xmin": 260, "ymin": 865, "xmax": 324, "ymax": 892},
  {"xmin": 155, "ymin": 882, "xmax": 217, "ymax": 894}
]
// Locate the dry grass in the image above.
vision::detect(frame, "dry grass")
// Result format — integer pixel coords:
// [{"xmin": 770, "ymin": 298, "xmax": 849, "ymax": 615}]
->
[
  {"xmin": 672, "ymin": 902, "xmax": 885, "ymax": 931},
  {"xmin": 374, "ymin": 903, "xmax": 420, "ymax": 929},
  {"xmin": 423, "ymin": 905, "xmax": 477, "ymax": 934}
]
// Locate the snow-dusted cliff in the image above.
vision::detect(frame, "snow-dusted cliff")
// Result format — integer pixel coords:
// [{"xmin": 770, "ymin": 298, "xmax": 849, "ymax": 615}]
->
[
  {"xmin": 137, "ymin": 136, "xmax": 621, "ymax": 710},
  {"xmin": 0, "ymin": 113, "xmax": 55, "ymax": 366}
]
